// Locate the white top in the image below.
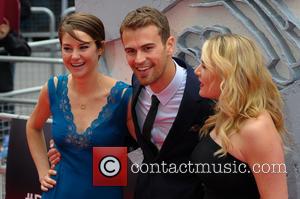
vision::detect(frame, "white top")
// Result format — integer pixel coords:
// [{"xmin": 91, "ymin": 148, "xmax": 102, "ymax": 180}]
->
[{"xmin": 135, "ymin": 60, "xmax": 187, "ymax": 149}]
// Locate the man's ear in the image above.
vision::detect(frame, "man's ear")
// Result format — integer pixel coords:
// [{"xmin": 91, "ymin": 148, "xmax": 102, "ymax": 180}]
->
[{"xmin": 166, "ymin": 36, "xmax": 175, "ymax": 56}]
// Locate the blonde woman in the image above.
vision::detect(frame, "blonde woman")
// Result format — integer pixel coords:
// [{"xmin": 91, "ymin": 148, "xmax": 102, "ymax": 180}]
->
[{"xmin": 192, "ymin": 34, "xmax": 288, "ymax": 199}]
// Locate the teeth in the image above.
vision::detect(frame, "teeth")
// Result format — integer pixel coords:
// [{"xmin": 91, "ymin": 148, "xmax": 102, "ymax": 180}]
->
[
  {"xmin": 137, "ymin": 66, "xmax": 151, "ymax": 71},
  {"xmin": 72, "ymin": 63, "xmax": 84, "ymax": 67}
]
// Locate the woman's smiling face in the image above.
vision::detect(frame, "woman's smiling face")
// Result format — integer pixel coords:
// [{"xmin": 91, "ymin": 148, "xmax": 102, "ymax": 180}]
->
[{"xmin": 61, "ymin": 30, "xmax": 102, "ymax": 78}]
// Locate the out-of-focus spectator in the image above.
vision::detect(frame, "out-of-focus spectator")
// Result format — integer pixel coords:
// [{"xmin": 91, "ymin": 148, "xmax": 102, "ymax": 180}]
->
[{"xmin": 0, "ymin": 17, "xmax": 31, "ymax": 135}]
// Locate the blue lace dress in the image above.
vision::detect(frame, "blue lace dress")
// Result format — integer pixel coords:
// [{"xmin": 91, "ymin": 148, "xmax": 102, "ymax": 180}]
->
[{"xmin": 42, "ymin": 75, "xmax": 132, "ymax": 199}]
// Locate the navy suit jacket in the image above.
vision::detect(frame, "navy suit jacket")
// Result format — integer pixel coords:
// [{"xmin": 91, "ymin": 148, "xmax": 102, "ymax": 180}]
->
[{"xmin": 131, "ymin": 58, "xmax": 213, "ymax": 199}]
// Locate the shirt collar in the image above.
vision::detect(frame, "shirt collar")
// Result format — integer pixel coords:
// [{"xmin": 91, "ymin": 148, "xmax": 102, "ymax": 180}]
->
[{"xmin": 145, "ymin": 59, "xmax": 185, "ymax": 105}]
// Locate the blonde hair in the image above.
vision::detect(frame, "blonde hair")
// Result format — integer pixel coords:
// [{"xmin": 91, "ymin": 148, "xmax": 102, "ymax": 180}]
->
[{"xmin": 200, "ymin": 34, "xmax": 286, "ymax": 155}]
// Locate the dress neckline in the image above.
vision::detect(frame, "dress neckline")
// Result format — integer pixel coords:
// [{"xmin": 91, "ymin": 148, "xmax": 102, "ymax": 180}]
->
[
  {"xmin": 207, "ymin": 134, "xmax": 247, "ymax": 164},
  {"xmin": 61, "ymin": 75, "xmax": 122, "ymax": 135}
]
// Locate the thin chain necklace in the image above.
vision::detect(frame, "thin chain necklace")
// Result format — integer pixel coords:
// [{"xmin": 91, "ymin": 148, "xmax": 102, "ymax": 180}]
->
[{"xmin": 70, "ymin": 74, "xmax": 103, "ymax": 111}]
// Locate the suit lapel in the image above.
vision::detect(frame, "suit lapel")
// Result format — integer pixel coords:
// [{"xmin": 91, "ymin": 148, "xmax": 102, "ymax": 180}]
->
[{"xmin": 131, "ymin": 76, "xmax": 142, "ymax": 136}]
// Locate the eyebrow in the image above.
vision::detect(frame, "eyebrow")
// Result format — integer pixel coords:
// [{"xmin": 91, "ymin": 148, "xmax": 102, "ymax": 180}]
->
[
  {"xmin": 80, "ymin": 41, "xmax": 93, "ymax": 45},
  {"xmin": 141, "ymin": 43, "xmax": 155, "ymax": 48},
  {"xmin": 124, "ymin": 42, "xmax": 155, "ymax": 50}
]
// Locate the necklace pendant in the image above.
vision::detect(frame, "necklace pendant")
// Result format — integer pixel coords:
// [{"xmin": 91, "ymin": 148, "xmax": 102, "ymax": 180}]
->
[{"xmin": 80, "ymin": 104, "xmax": 86, "ymax": 110}]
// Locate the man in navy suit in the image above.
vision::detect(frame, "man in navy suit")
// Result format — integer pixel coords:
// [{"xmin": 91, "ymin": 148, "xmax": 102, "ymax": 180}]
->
[{"xmin": 120, "ymin": 6, "xmax": 213, "ymax": 199}]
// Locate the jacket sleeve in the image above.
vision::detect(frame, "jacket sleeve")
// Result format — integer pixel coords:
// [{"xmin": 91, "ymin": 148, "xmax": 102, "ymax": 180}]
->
[{"xmin": 0, "ymin": 31, "xmax": 31, "ymax": 56}]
